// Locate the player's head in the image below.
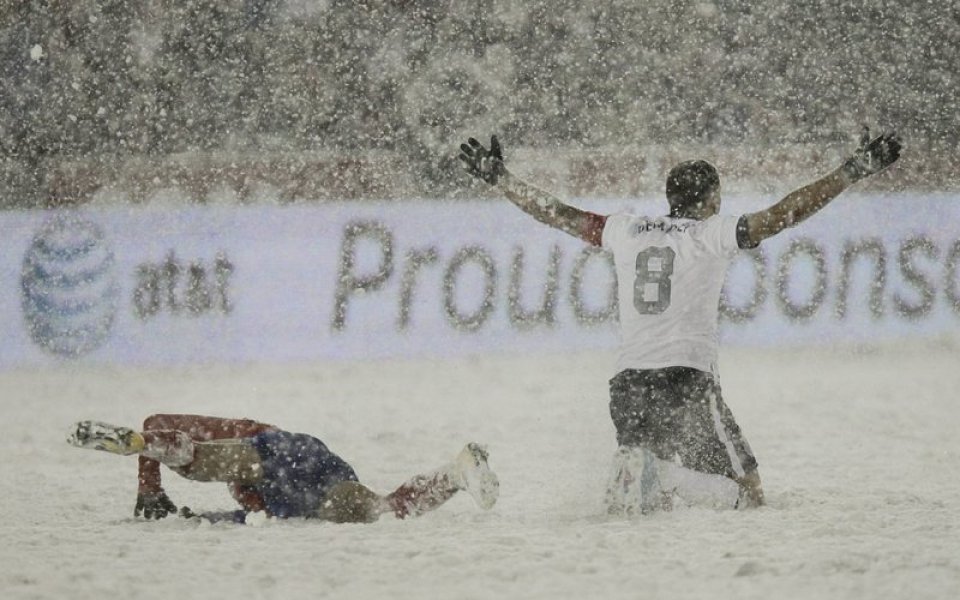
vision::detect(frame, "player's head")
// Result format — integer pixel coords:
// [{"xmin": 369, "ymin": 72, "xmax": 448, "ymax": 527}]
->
[
  {"xmin": 314, "ymin": 481, "xmax": 382, "ymax": 523},
  {"xmin": 666, "ymin": 160, "xmax": 720, "ymax": 219}
]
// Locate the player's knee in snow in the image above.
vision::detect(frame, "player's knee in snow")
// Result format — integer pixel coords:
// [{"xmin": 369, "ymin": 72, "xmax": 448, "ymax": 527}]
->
[{"xmin": 313, "ymin": 481, "xmax": 383, "ymax": 523}]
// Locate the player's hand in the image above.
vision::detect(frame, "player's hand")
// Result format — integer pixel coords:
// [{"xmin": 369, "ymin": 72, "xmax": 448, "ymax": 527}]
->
[
  {"xmin": 458, "ymin": 135, "xmax": 505, "ymax": 185},
  {"xmin": 135, "ymin": 491, "xmax": 177, "ymax": 520},
  {"xmin": 841, "ymin": 127, "xmax": 902, "ymax": 182}
]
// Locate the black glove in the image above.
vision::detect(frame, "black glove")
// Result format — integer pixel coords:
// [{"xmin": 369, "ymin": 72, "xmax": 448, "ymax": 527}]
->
[
  {"xmin": 135, "ymin": 491, "xmax": 177, "ymax": 520},
  {"xmin": 458, "ymin": 135, "xmax": 505, "ymax": 185},
  {"xmin": 841, "ymin": 127, "xmax": 902, "ymax": 182}
]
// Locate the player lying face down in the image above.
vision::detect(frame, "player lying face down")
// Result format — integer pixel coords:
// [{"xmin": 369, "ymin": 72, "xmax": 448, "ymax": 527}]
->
[{"xmin": 68, "ymin": 414, "xmax": 498, "ymax": 523}]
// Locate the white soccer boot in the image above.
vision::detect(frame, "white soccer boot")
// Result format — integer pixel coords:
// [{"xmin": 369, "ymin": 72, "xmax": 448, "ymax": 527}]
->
[
  {"xmin": 455, "ymin": 443, "xmax": 499, "ymax": 510},
  {"xmin": 655, "ymin": 460, "xmax": 740, "ymax": 510},
  {"xmin": 67, "ymin": 420, "xmax": 144, "ymax": 455}
]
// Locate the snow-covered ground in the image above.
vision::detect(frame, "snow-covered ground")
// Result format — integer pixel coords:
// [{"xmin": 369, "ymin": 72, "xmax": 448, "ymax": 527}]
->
[{"xmin": 2, "ymin": 342, "xmax": 958, "ymax": 600}]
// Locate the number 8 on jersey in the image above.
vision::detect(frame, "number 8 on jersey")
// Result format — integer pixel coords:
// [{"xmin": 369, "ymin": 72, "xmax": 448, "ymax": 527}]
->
[{"xmin": 634, "ymin": 247, "xmax": 675, "ymax": 315}]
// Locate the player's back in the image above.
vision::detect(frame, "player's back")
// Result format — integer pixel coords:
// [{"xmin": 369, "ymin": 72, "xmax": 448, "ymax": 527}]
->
[{"xmin": 601, "ymin": 213, "xmax": 742, "ymax": 374}]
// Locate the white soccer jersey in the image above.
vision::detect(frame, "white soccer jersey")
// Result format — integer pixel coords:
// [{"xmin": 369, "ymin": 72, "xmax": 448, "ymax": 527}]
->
[{"xmin": 601, "ymin": 213, "xmax": 743, "ymax": 375}]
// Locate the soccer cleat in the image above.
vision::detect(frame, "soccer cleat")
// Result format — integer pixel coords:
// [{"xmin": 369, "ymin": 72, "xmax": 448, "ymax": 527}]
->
[
  {"xmin": 455, "ymin": 443, "xmax": 499, "ymax": 510},
  {"xmin": 67, "ymin": 420, "xmax": 144, "ymax": 455}
]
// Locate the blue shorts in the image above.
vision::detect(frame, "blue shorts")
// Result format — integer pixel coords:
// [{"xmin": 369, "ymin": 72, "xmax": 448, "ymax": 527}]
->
[{"xmin": 248, "ymin": 431, "xmax": 359, "ymax": 518}]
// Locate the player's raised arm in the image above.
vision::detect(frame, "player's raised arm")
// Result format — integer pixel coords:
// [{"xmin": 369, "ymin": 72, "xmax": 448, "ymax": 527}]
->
[
  {"xmin": 742, "ymin": 129, "xmax": 902, "ymax": 246},
  {"xmin": 458, "ymin": 136, "xmax": 607, "ymax": 246}
]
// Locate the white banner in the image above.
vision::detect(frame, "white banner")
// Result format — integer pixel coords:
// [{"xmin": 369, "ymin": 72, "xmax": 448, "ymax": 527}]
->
[{"xmin": 0, "ymin": 194, "xmax": 957, "ymax": 368}]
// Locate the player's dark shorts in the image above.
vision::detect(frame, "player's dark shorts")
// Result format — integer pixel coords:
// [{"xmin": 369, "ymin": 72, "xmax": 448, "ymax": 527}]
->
[
  {"xmin": 248, "ymin": 431, "xmax": 359, "ymax": 518},
  {"xmin": 609, "ymin": 367, "xmax": 758, "ymax": 480}
]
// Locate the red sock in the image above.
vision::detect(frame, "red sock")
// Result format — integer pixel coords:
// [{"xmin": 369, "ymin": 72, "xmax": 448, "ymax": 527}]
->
[{"xmin": 386, "ymin": 468, "xmax": 461, "ymax": 519}]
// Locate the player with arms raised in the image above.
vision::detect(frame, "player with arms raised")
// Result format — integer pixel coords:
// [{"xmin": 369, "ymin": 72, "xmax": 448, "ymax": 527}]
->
[{"xmin": 459, "ymin": 130, "xmax": 901, "ymax": 512}]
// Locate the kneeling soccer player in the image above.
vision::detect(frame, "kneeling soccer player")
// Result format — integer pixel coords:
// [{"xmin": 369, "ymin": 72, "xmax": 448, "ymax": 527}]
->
[{"xmin": 67, "ymin": 414, "xmax": 498, "ymax": 523}]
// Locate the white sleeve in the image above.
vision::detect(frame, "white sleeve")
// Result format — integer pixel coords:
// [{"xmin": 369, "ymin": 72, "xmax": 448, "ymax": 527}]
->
[
  {"xmin": 601, "ymin": 213, "xmax": 632, "ymax": 250},
  {"xmin": 697, "ymin": 215, "xmax": 742, "ymax": 257}
]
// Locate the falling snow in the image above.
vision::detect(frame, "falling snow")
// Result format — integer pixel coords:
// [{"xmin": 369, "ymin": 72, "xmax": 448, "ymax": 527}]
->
[
  {"xmin": 2, "ymin": 346, "xmax": 960, "ymax": 599},
  {"xmin": 1, "ymin": 3, "xmax": 959, "ymax": 599}
]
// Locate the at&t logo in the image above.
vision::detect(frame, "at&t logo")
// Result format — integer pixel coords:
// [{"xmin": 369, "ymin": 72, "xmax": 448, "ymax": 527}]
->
[{"xmin": 20, "ymin": 213, "xmax": 119, "ymax": 357}]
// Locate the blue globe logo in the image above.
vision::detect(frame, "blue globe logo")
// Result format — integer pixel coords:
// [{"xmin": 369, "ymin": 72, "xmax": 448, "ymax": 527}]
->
[{"xmin": 21, "ymin": 213, "xmax": 119, "ymax": 357}]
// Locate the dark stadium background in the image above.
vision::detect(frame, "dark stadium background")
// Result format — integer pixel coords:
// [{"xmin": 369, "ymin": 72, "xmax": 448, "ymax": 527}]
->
[{"xmin": 2, "ymin": 1, "xmax": 957, "ymax": 209}]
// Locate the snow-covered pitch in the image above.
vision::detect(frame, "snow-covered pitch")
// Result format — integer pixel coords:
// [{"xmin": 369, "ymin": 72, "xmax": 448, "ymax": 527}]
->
[{"xmin": 2, "ymin": 343, "xmax": 958, "ymax": 600}]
